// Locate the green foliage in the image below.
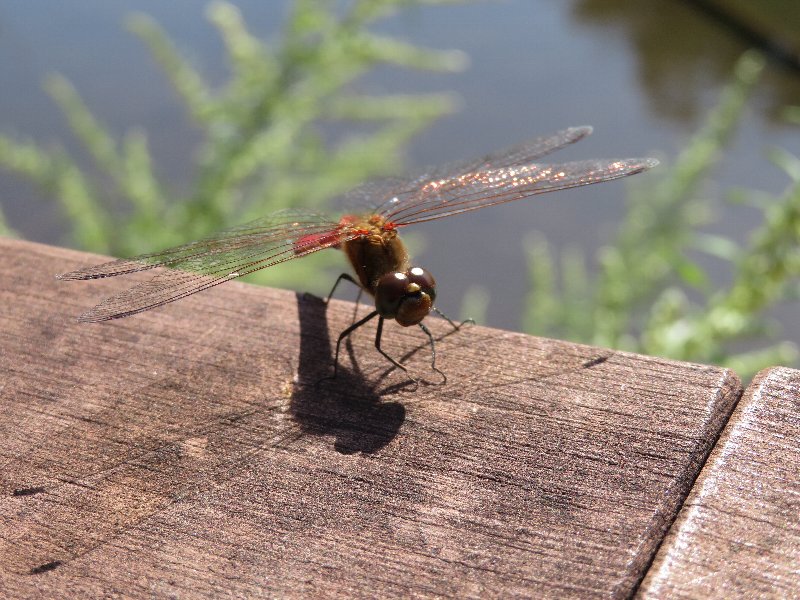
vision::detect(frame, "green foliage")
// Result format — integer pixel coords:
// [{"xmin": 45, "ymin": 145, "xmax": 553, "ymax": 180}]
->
[
  {"xmin": 459, "ymin": 284, "xmax": 490, "ymax": 326},
  {"xmin": 0, "ymin": 205, "xmax": 12, "ymax": 238},
  {"xmin": 0, "ymin": 0, "xmax": 465, "ymax": 291},
  {"xmin": 2, "ymin": 4, "xmax": 796, "ymax": 379},
  {"xmin": 524, "ymin": 51, "xmax": 800, "ymax": 379}
]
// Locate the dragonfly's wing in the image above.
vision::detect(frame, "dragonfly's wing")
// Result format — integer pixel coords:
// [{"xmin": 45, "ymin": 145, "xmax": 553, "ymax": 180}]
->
[
  {"xmin": 378, "ymin": 158, "xmax": 658, "ymax": 227},
  {"xmin": 59, "ymin": 209, "xmax": 349, "ymax": 322},
  {"xmin": 447, "ymin": 126, "xmax": 594, "ymax": 173},
  {"xmin": 344, "ymin": 127, "xmax": 593, "ymax": 214}
]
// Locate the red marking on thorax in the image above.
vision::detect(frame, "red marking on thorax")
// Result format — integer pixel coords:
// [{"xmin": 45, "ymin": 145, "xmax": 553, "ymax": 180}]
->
[
  {"xmin": 292, "ymin": 214, "xmax": 393, "ymax": 256},
  {"xmin": 293, "ymin": 229, "xmax": 342, "ymax": 255}
]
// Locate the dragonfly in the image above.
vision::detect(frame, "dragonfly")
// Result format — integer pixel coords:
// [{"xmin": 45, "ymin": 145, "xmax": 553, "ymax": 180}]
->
[{"xmin": 59, "ymin": 126, "xmax": 657, "ymax": 380}]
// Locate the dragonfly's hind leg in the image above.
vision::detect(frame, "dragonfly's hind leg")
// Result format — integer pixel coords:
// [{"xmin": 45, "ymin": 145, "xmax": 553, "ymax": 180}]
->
[
  {"xmin": 323, "ymin": 273, "xmax": 361, "ymax": 305},
  {"xmin": 303, "ymin": 272, "xmax": 361, "ymax": 304},
  {"xmin": 324, "ymin": 272, "xmax": 364, "ymax": 323},
  {"xmin": 327, "ymin": 310, "xmax": 380, "ymax": 380}
]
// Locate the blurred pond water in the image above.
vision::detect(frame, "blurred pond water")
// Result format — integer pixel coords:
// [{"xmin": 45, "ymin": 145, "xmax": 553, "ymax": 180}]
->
[{"xmin": 1, "ymin": 0, "xmax": 798, "ymax": 344}]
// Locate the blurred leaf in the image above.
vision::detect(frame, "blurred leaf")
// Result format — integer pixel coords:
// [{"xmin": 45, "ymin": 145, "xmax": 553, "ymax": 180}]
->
[
  {"xmin": 0, "ymin": 0, "xmax": 466, "ymax": 288},
  {"xmin": 0, "ymin": 204, "xmax": 15, "ymax": 238},
  {"xmin": 523, "ymin": 50, "xmax": 800, "ymax": 380},
  {"xmin": 459, "ymin": 284, "xmax": 489, "ymax": 325}
]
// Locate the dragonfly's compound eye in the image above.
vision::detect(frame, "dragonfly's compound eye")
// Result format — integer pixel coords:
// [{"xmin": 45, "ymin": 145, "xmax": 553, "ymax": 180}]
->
[
  {"xmin": 406, "ymin": 266, "xmax": 436, "ymax": 302},
  {"xmin": 375, "ymin": 272, "xmax": 409, "ymax": 318},
  {"xmin": 374, "ymin": 268, "xmax": 436, "ymax": 327}
]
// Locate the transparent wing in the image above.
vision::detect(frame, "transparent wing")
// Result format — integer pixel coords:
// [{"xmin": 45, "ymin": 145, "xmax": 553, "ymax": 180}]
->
[
  {"xmin": 443, "ymin": 125, "xmax": 595, "ymax": 173},
  {"xmin": 342, "ymin": 126, "xmax": 594, "ymax": 214},
  {"xmin": 59, "ymin": 209, "xmax": 349, "ymax": 322},
  {"xmin": 378, "ymin": 157, "xmax": 658, "ymax": 227}
]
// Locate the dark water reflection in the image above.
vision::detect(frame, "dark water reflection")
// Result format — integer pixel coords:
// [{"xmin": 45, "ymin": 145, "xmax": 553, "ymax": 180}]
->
[{"xmin": 572, "ymin": 0, "xmax": 800, "ymax": 121}]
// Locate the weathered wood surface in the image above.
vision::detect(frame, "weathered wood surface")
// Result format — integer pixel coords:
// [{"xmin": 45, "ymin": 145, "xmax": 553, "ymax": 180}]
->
[
  {"xmin": 0, "ymin": 238, "xmax": 741, "ymax": 598},
  {"xmin": 638, "ymin": 366, "xmax": 800, "ymax": 599}
]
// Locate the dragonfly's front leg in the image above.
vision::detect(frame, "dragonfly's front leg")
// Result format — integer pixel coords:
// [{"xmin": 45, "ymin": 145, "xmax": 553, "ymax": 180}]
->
[
  {"xmin": 372, "ymin": 315, "xmax": 410, "ymax": 376},
  {"xmin": 418, "ymin": 321, "xmax": 446, "ymax": 384},
  {"xmin": 432, "ymin": 305, "xmax": 475, "ymax": 332}
]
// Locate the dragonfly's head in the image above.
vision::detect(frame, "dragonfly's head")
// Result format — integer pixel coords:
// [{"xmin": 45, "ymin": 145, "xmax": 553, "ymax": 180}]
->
[{"xmin": 374, "ymin": 267, "xmax": 436, "ymax": 327}]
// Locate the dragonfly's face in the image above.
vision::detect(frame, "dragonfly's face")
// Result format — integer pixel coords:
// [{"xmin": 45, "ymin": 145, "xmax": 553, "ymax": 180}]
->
[{"xmin": 374, "ymin": 267, "xmax": 436, "ymax": 327}]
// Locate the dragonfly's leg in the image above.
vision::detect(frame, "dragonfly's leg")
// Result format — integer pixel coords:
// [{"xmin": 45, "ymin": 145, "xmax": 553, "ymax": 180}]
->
[
  {"xmin": 432, "ymin": 305, "xmax": 475, "ymax": 331},
  {"xmin": 331, "ymin": 310, "xmax": 379, "ymax": 379},
  {"xmin": 419, "ymin": 321, "xmax": 446, "ymax": 384},
  {"xmin": 324, "ymin": 273, "xmax": 361, "ymax": 306},
  {"xmin": 374, "ymin": 316, "xmax": 408, "ymax": 374},
  {"xmin": 323, "ymin": 272, "xmax": 364, "ymax": 323},
  {"xmin": 322, "ymin": 272, "xmax": 365, "ymax": 325},
  {"xmin": 351, "ymin": 287, "xmax": 364, "ymax": 322}
]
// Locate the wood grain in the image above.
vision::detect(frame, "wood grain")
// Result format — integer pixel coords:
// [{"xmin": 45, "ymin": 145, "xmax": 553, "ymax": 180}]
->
[
  {"xmin": 0, "ymin": 238, "xmax": 741, "ymax": 598},
  {"xmin": 638, "ymin": 366, "xmax": 800, "ymax": 599}
]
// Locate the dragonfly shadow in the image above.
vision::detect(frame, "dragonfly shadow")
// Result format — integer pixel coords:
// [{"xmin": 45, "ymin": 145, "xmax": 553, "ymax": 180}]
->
[{"xmin": 290, "ymin": 292, "xmax": 407, "ymax": 454}]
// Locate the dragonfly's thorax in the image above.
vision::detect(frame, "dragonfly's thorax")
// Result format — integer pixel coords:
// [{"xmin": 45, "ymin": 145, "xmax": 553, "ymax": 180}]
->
[
  {"xmin": 340, "ymin": 214, "xmax": 410, "ymax": 293},
  {"xmin": 339, "ymin": 213, "xmax": 435, "ymax": 327}
]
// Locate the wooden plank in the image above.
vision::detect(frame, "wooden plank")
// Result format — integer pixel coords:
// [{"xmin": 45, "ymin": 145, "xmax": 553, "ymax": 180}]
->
[
  {"xmin": 0, "ymin": 238, "xmax": 741, "ymax": 598},
  {"xmin": 638, "ymin": 366, "xmax": 800, "ymax": 599}
]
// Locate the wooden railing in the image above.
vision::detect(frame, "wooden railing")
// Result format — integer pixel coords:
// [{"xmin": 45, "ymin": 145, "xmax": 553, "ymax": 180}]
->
[{"xmin": 1, "ymin": 237, "xmax": 797, "ymax": 599}]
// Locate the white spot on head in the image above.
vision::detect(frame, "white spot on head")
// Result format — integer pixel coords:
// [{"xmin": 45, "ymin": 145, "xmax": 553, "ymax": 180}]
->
[
  {"xmin": 410, "ymin": 267, "xmax": 424, "ymax": 276},
  {"xmin": 394, "ymin": 272, "xmax": 407, "ymax": 281}
]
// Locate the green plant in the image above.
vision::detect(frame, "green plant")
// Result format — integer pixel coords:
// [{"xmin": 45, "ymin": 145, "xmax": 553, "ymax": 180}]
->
[
  {"xmin": 524, "ymin": 51, "xmax": 800, "ymax": 379},
  {"xmin": 0, "ymin": 0, "xmax": 466, "ymax": 292}
]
